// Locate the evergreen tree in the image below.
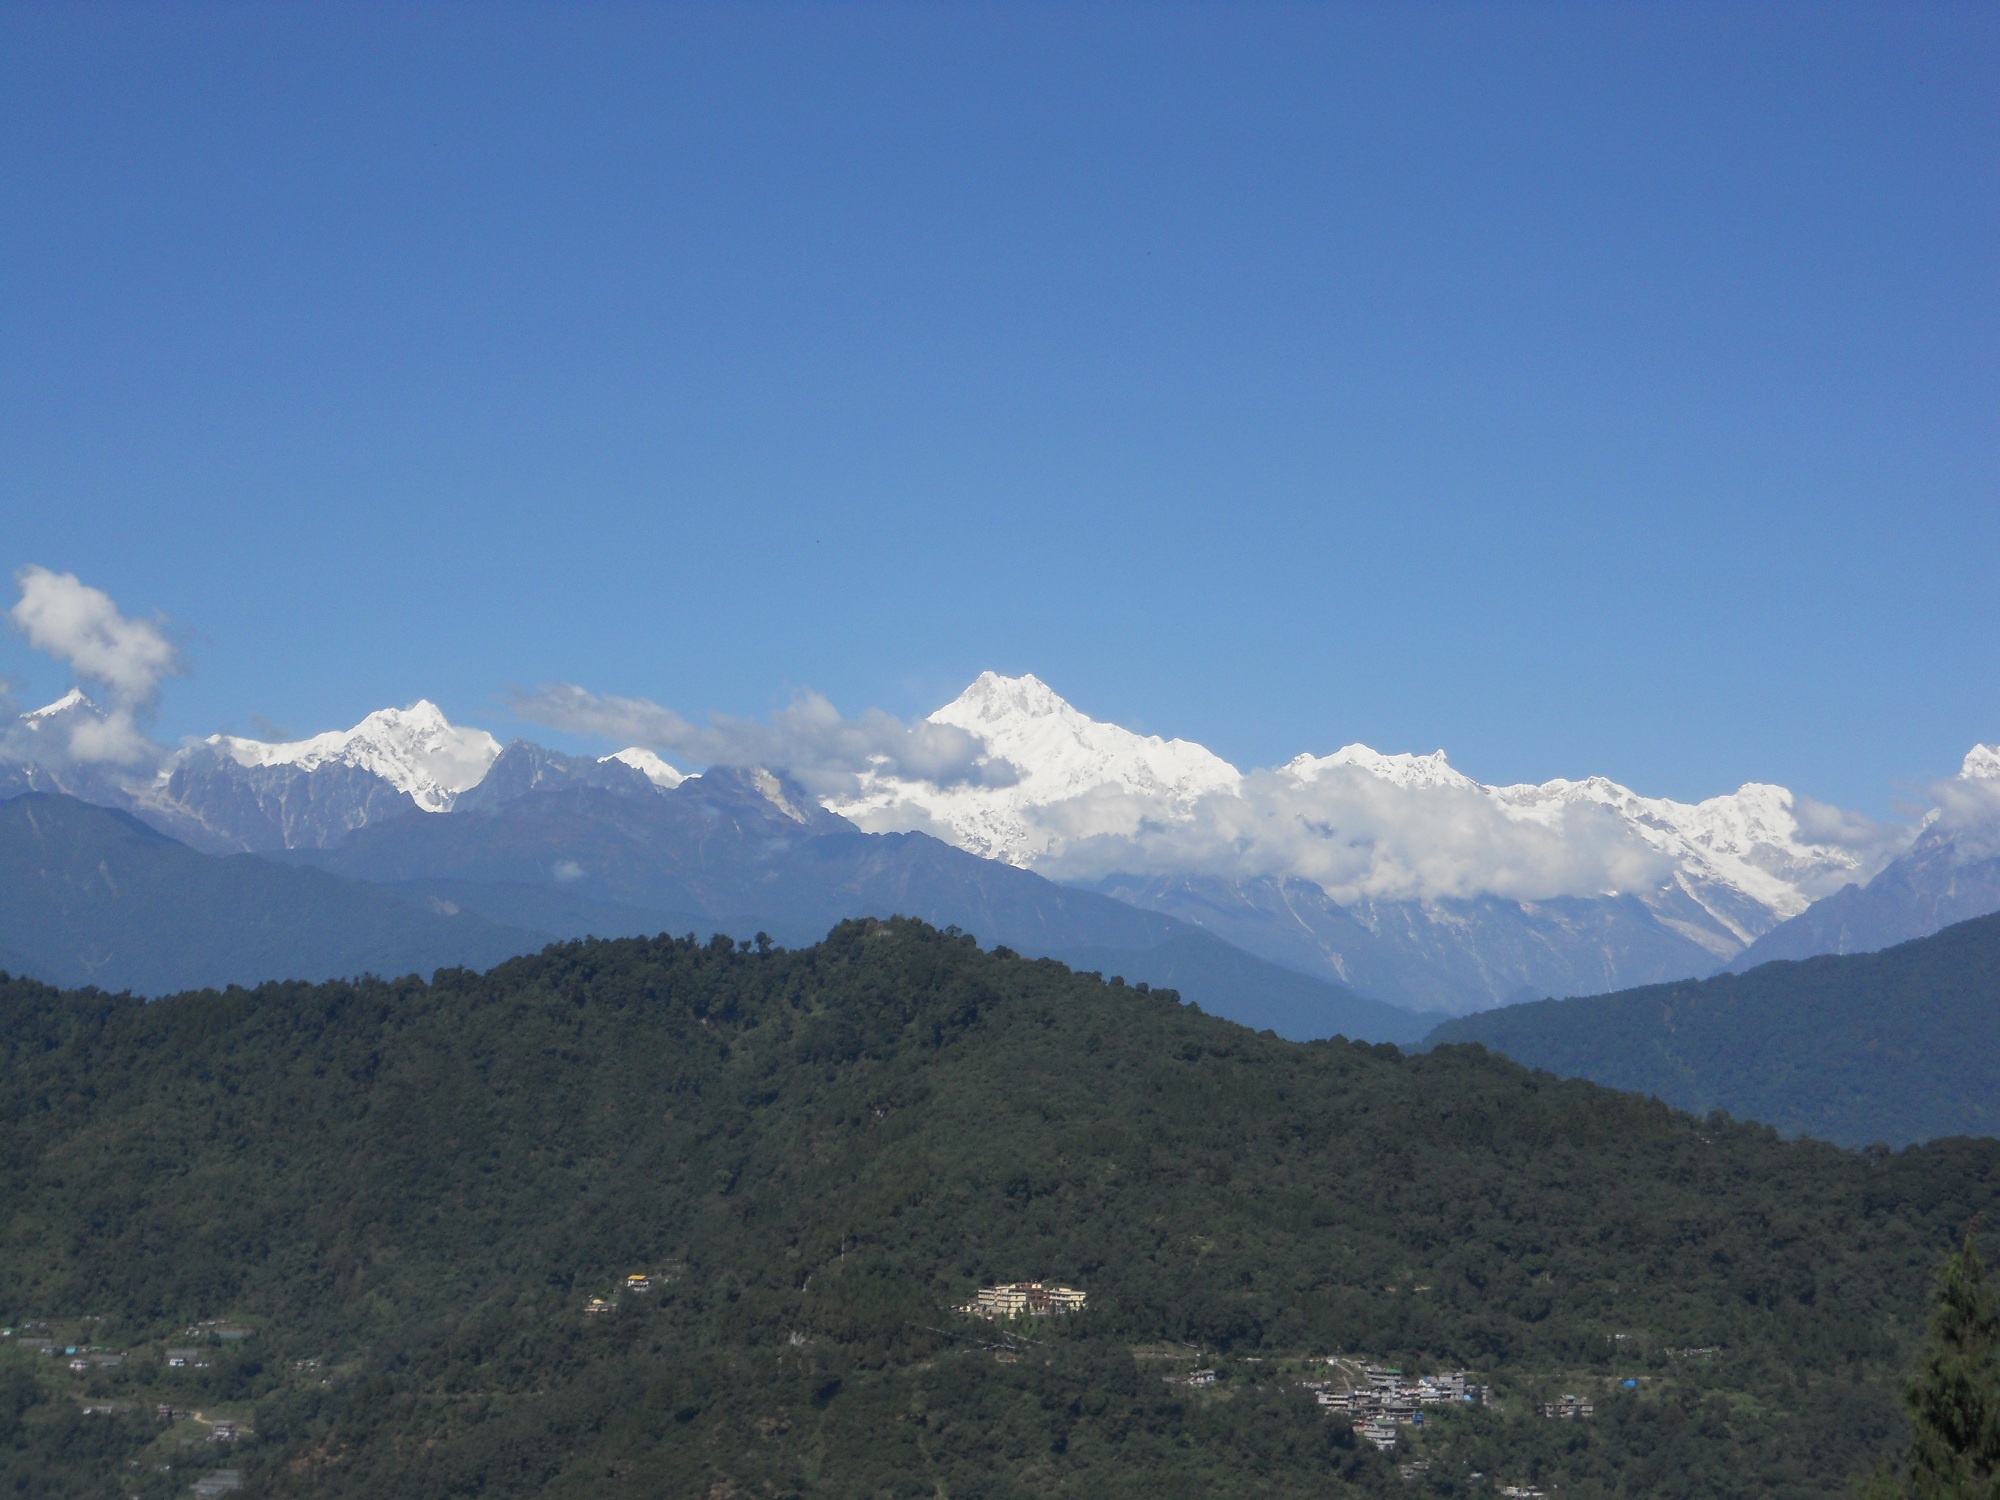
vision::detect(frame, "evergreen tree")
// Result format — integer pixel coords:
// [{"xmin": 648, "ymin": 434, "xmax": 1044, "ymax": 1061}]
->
[{"xmin": 1897, "ymin": 1232, "xmax": 2000, "ymax": 1498}]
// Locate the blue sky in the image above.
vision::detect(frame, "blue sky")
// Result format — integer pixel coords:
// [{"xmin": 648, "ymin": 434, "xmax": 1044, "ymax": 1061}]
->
[{"xmin": 3, "ymin": 2, "xmax": 1994, "ymax": 813}]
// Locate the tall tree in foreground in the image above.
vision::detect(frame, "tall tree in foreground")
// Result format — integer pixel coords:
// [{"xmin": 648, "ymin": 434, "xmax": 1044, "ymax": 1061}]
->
[{"xmin": 1868, "ymin": 1231, "xmax": 2000, "ymax": 1498}]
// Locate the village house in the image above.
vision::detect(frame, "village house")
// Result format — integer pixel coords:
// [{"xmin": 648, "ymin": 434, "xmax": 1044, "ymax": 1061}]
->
[
  {"xmin": 584, "ymin": 1297, "xmax": 615, "ymax": 1316},
  {"xmin": 165, "ymin": 1347, "xmax": 205, "ymax": 1369},
  {"xmin": 1540, "ymin": 1393, "xmax": 1594, "ymax": 1419},
  {"xmin": 1357, "ymin": 1414, "xmax": 1399, "ymax": 1451},
  {"xmin": 953, "ymin": 1282, "xmax": 1087, "ymax": 1320},
  {"xmin": 624, "ymin": 1274, "xmax": 654, "ymax": 1293},
  {"xmin": 1316, "ymin": 1362, "xmax": 1483, "ymax": 1431}
]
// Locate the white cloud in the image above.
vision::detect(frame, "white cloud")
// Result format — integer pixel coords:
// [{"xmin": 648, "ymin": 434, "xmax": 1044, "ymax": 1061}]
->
[
  {"xmin": 508, "ymin": 683, "xmax": 1013, "ymax": 798},
  {"xmin": 1927, "ymin": 765, "xmax": 2000, "ymax": 862},
  {"xmin": 1028, "ymin": 763, "xmax": 1678, "ymax": 903},
  {"xmin": 5, "ymin": 568, "xmax": 182, "ymax": 768},
  {"xmin": 11, "ymin": 567, "xmax": 180, "ymax": 710}
]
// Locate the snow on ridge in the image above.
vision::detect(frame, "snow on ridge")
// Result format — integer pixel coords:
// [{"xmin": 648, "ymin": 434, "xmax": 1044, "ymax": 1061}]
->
[
  {"xmin": 1491, "ymin": 775, "xmax": 1850, "ymax": 926},
  {"xmin": 208, "ymin": 701, "xmax": 501, "ymax": 812},
  {"xmin": 602, "ymin": 746, "xmax": 686, "ymax": 789},
  {"xmin": 827, "ymin": 670, "xmax": 1890, "ymax": 926},
  {"xmin": 1284, "ymin": 744, "xmax": 1475, "ymax": 792},
  {"xmin": 1962, "ymin": 744, "xmax": 2000, "ymax": 781},
  {"xmin": 830, "ymin": 671, "xmax": 1239, "ymax": 865},
  {"xmin": 22, "ymin": 687, "xmax": 96, "ymax": 721}
]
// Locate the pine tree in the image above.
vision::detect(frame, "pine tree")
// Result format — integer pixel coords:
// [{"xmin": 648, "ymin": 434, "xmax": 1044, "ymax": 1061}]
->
[{"xmin": 1901, "ymin": 1232, "xmax": 2000, "ymax": 1499}]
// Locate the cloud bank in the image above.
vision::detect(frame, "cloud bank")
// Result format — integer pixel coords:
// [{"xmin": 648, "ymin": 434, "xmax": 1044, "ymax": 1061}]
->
[
  {"xmin": 976, "ymin": 766, "xmax": 1683, "ymax": 904},
  {"xmin": 509, "ymin": 683, "xmax": 1015, "ymax": 798}
]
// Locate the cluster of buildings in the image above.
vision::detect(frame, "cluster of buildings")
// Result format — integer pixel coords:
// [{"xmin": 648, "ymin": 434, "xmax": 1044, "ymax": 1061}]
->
[
  {"xmin": 954, "ymin": 1282, "xmax": 1088, "ymax": 1320},
  {"xmin": 586, "ymin": 1270, "xmax": 671, "ymax": 1315},
  {"xmin": 1539, "ymin": 1393, "xmax": 1595, "ymax": 1419},
  {"xmin": 1308, "ymin": 1365, "xmax": 1486, "ymax": 1452}
]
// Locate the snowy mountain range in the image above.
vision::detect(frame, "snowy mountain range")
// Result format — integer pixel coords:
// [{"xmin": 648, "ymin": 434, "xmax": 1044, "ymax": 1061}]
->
[
  {"xmin": 0, "ymin": 694, "xmax": 687, "ymax": 854},
  {"xmin": 5, "ymin": 675, "xmax": 1992, "ymax": 1016},
  {"xmin": 826, "ymin": 672, "xmax": 1928, "ymax": 1010}
]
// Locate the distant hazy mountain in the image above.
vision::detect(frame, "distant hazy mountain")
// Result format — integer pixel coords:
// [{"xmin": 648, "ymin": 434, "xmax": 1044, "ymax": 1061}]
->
[
  {"xmin": 1425, "ymin": 911, "xmax": 2000, "ymax": 1148},
  {"xmin": 0, "ymin": 793, "xmax": 536, "ymax": 995},
  {"xmin": 275, "ymin": 766, "xmax": 1426, "ymax": 1042},
  {"xmin": 1726, "ymin": 744, "xmax": 2000, "ymax": 971},
  {"xmin": 1088, "ymin": 872, "xmax": 1728, "ymax": 1013}
]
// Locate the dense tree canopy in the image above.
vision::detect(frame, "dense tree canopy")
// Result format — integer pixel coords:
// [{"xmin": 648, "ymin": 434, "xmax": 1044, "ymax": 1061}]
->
[{"xmin": 0, "ymin": 919, "xmax": 1994, "ymax": 1495}]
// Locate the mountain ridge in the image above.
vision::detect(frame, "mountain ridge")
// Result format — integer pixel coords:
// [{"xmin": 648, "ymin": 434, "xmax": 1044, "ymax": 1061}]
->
[
  {"xmin": 1423, "ymin": 909, "xmax": 2000, "ymax": 1147},
  {"xmin": 8, "ymin": 680, "xmax": 1989, "ymax": 1016},
  {"xmin": 0, "ymin": 792, "xmax": 537, "ymax": 994}
]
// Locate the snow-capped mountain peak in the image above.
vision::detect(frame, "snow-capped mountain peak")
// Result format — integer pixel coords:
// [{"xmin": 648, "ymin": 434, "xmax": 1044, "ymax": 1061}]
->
[
  {"xmin": 21, "ymin": 687, "xmax": 98, "ymax": 722},
  {"xmin": 927, "ymin": 672, "xmax": 1240, "ymax": 802},
  {"xmin": 1961, "ymin": 743, "xmax": 2000, "ymax": 781},
  {"xmin": 602, "ymin": 747, "xmax": 686, "ymax": 789},
  {"xmin": 208, "ymin": 701, "xmax": 502, "ymax": 813},
  {"xmin": 830, "ymin": 672, "xmax": 1240, "ymax": 864},
  {"xmin": 1283, "ymin": 744, "xmax": 1476, "ymax": 792}
]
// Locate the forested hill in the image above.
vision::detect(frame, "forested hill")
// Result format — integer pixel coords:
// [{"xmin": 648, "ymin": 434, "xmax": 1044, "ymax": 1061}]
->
[
  {"xmin": 1425, "ymin": 910, "xmax": 2000, "ymax": 1148},
  {"xmin": 1, "ymin": 922, "xmax": 1996, "ymax": 1497}
]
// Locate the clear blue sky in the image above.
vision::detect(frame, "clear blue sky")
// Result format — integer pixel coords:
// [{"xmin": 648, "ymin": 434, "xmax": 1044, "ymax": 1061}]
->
[{"xmin": 3, "ymin": 2, "xmax": 1994, "ymax": 812}]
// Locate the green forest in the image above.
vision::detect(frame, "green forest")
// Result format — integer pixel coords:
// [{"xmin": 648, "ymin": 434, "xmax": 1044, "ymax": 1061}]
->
[{"xmin": 1, "ymin": 918, "xmax": 1995, "ymax": 1496}]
